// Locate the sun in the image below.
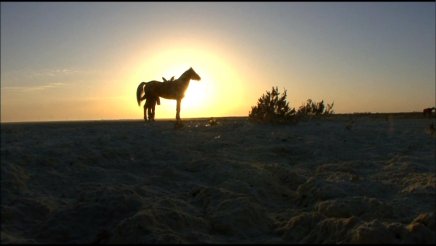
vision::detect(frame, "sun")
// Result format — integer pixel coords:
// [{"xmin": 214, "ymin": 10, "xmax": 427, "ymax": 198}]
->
[
  {"xmin": 158, "ymin": 66, "xmax": 214, "ymax": 118},
  {"xmin": 126, "ymin": 42, "xmax": 248, "ymax": 119},
  {"xmin": 180, "ymin": 72, "xmax": 212, "ymax": 115}
]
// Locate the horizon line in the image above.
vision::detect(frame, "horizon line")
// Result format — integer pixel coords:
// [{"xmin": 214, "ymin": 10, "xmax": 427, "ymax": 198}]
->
[{"xmin": 0, "ymin": 111, "xmax": 429, "ymax": 124}]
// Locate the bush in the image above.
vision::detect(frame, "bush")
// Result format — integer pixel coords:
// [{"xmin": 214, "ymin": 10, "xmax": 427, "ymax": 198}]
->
[
  {"xmin": 296, "ymin": 99, "xmax": 334, "ymax": 118},
  {"xmin": 249, "ymin": 86, "xmax": 295, "ymax": 123},
  {"xmin": 249, "ymin": 86, "xmax": 334, "ymax": 123}
]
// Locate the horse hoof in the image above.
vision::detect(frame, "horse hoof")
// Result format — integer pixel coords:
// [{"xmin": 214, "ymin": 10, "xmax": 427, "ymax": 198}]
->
[{"xmin": 174, "ymin": 121, "xmax": 184, "ymax": 129}]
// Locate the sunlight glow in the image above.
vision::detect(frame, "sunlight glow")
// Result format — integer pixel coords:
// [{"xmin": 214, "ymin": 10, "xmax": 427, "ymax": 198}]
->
[
  {"xmin": 1, "ymin": 3, "xmax": 434, "ymax": 122},
  {"xmin": 125, "ymin": 41, "xmax": 247, "ymax": 120}
]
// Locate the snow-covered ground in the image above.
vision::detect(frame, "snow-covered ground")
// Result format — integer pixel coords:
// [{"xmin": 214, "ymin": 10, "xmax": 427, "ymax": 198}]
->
[{"xmin": 1, "ymin": 114, "xmax": 435, "ymax": 243}]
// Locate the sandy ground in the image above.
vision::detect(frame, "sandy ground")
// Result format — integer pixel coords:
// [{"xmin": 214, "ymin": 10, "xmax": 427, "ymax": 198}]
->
[{"xmin": 1, "ymin": 114, "xmax": 435, "ymax": 243}]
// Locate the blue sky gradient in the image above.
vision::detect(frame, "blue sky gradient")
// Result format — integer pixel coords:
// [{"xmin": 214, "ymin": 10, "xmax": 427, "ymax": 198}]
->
[{"xmin": 1, "ymin": 2, "xmax": 435, "ymax": 122}]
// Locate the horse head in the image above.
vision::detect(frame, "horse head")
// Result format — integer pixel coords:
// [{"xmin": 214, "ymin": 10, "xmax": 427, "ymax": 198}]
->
[{"xmin": 187, "ymin": 67, "xmax": 201, "ymax": 81}]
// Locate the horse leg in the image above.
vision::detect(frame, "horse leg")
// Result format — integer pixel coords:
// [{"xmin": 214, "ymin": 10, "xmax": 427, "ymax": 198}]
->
[
  {"xmin": 143, "ymin": 104, "xmax": 148, "ymax": 122},
  {"xmin": 150, "ymin": 101, "xmax": 156, "ymax": 121},
  {"xmin": 173, "ymin": 99, "xmax": 184, "ymax": 129},
  {"xmin": 147, "ymin": 106, "xmax": 153, "ymax": 121},
  {"xmin": 176, "ymin": 99, "xmax": 181, "ymax": 121}
]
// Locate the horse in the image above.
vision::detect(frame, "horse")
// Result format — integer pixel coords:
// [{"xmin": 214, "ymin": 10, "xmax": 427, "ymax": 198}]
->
[{"xmin": 136, "ymin": 67, "xmax": 201, "ymax": 123}]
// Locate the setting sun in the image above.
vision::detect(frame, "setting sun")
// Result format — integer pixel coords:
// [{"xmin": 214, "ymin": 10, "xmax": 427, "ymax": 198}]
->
[{"xmin": 125, "ymin": 41, "xmax": 248, "ymax": 120}]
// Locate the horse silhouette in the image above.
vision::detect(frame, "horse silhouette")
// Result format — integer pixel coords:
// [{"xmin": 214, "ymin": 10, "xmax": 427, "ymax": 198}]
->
[{"xmin": 136, "ymin": 67, "xmax": 201, "ymax": 123}]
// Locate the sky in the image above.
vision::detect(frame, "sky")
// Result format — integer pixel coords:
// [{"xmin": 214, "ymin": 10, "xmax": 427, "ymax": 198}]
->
[{"xmin": 1, "ymin": 2, "xmax": 435, "ymax": 122}]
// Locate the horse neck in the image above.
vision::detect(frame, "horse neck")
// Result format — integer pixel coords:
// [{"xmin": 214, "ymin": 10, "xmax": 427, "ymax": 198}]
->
[{"xmin": 177, "ymin": 74, "xmax": 191, "ymax": 87}]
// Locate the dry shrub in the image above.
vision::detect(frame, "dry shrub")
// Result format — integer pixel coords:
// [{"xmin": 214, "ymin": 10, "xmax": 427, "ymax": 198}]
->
[{"xmin": 249, "ymin": 86, "xmax": 334, "ymax": 123}]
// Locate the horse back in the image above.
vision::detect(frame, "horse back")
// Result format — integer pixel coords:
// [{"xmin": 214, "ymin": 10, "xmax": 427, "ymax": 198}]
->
[{"xmin": 145, "ymin": 80, "xmax": 187, "ymax": 99}]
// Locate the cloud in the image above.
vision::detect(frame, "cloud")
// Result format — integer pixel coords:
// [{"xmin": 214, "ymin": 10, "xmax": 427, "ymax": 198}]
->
[
  {"xmin": 29, "ymin": 68, "xmax": 79, "ymax": 78},
  {"xmin": 2, "ymin": 82, "xmax": 65, "ymax": 92},
  {"xmin": 1, "ymin": 67, "xmax": 101, "ymax": 93}
]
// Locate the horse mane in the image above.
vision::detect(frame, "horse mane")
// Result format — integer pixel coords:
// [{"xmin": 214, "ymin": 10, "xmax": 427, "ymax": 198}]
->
[{"xmin": 178, "ymin": 67, "xmax": 194, "ymax": 81}]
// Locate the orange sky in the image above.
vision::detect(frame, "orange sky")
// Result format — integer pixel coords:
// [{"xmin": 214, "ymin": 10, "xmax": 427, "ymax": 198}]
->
[{"xmin": 1, "ymin": 2, "xmax": 435, "ymax": 122}]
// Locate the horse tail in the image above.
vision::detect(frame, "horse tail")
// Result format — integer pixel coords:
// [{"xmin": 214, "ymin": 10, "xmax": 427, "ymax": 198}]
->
[{"xmin": 136, "ymin": 82, "xmax": 146, "ymax": 106}]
